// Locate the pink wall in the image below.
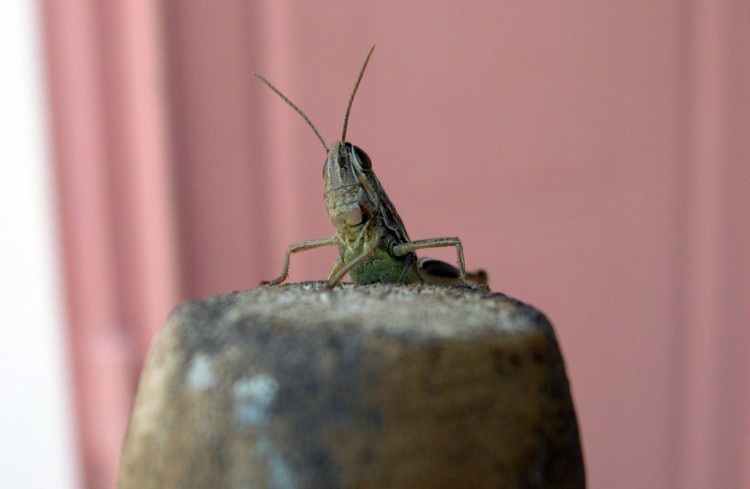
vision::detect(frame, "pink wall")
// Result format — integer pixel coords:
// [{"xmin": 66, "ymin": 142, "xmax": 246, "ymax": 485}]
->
[{"xmin": 42, "ymin": 1, "xmax": 750, "ymax": 488}]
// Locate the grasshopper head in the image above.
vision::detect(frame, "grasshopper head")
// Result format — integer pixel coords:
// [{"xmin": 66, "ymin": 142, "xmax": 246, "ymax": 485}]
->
[{"xmin": 323, "ymin": 141, "xmax": 375, "ymax": 229}]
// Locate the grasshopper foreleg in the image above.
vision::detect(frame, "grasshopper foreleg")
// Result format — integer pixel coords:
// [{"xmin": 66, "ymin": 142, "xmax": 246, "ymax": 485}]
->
[
  {"xmin": 261, "ymin": 236, "xmax": 339, "ymax": 286},
  {"xmin": 326, "ymin": 229, "xmax": 384, "ymax": 288},
  {"xmin": 392, "ymin": 237, "xmax": 467, "ymax": 281}
]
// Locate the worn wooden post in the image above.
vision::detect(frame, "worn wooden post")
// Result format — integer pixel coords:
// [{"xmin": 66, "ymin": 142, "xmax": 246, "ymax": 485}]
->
[{"xmin": 118, "ymin": 283, "xmax": 585, "ymax": 488}]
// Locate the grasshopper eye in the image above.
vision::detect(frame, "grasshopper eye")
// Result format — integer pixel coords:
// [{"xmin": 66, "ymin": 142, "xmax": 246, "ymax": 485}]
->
[{"xmin": 350, "ymin": 144, "xmax": 372, "ymax": 170}]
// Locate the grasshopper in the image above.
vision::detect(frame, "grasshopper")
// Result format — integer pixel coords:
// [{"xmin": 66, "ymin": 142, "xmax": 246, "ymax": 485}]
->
[{"xmin": 256, "ymin": 45, "xmax": 487, "ymax": 289}]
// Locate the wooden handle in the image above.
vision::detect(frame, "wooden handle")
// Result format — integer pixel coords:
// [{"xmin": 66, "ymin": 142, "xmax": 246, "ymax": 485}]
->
[{"xmin": 119, "ymin": 283, "xmax": 585, "ymax": 488}]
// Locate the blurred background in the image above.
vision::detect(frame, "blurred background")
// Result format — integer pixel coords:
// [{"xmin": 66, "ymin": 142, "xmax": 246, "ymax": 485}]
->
[{"xmin": 1, "ymin": 0, "xmax": 748, "ymax": 488}]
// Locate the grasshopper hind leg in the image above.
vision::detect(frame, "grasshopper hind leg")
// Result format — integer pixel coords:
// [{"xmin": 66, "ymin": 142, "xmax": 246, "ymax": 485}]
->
[
  {"xmin": 392, "ymin": 237, "xmax": 468, "ymax": 281},
  {"xmin": 417, "ymin": 258, "xmax": 489, "ymax": 288},
  {"xmin": 417, "ymin": 258, "xmax": 463, "ymax": 285}
]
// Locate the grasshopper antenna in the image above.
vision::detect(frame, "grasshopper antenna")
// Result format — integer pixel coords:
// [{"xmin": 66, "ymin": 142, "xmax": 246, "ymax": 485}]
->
[
  {"xmin": 341, "ymin": 45, "xmax": 376, "ymax": 143},
  {"xmin": 254, "ymin": 73, "xmax": 328, "ymax": 152}
]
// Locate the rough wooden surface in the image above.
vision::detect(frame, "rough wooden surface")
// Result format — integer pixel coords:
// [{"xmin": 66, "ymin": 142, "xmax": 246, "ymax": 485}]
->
[{"xmin": 118, "ymin": 283, "xmax": 585, "ymax": 488}]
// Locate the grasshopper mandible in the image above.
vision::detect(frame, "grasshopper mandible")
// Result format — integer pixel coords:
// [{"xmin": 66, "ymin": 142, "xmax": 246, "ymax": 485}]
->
[{"xmin": 255, "ymin": 45, "xmax": 487, "ymax": 289}]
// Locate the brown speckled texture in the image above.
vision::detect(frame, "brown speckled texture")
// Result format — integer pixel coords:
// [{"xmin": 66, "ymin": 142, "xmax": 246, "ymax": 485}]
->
[{"xmin": 118, "ymin": 283, "xmax": 585, "ymax": 489}]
